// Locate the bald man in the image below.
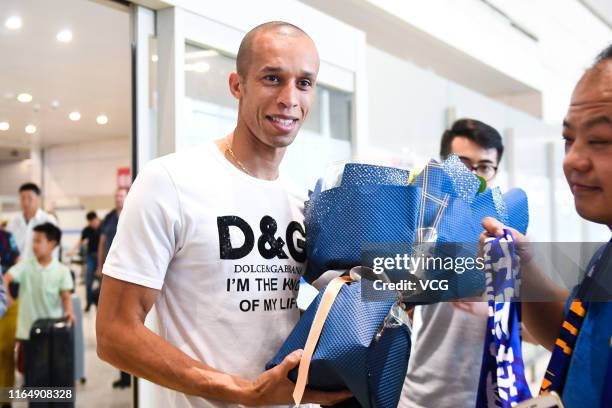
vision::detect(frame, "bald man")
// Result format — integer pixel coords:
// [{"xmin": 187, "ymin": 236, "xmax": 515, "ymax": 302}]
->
[
  {"xmin": 482, "ymin": 44, "xmax": 612, "ymax": 408},
  {"xmin": 95, "ymin": 22, "xmax": 350, "ymax": 408}
]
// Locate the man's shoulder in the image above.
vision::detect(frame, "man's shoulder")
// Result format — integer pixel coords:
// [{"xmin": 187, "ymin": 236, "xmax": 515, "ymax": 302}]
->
[
  {"xmin": 153, "ymin": 143, "xmax": 215, "ymax": 172},
  {"xmin": 37, "ymin": 210, "xmax": 56, "ymax": 224},
  {"xmin": 138, "ymin": 143, "xmax": 221, "ymax": 192},
  {"xmin": 103, "ymin": 210, "xmax": 117, "ymax": 222},
  {"xmin": 101, "ymin": 210, "xmax": 118, "ymax": 230},
  {"xmin": 6, "ymin": 215, "xmax": 22, "ymax": 230}
]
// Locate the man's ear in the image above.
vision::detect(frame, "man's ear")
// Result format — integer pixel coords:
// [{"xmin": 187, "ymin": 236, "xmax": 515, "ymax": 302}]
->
[{"xmin": 229, "ymin": 72, "xmax": 243, "ymax": 100}]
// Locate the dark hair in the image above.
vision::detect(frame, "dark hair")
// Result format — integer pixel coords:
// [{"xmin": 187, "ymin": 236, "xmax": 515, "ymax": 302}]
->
[
  {"xmin": 33, "ymin": 222, "xmax": 61, "ymax": 245},
  {"xmin": 86, "ymin": 211, "xmax": 98, "ymax": 221},
  {"xmin": 440, "ymin": 118, "xmax": 504, "ymax": 163},
  {"xmin": 19, "ymin": 182, "xmax": 40, "ymax": 196},
  {"xmin": 594, "ymin": 43, "xmax": 612, "ymax": 67},
  {"xmin": 236, "ymin": 21, "xmax": 310, "ymax": 79}
]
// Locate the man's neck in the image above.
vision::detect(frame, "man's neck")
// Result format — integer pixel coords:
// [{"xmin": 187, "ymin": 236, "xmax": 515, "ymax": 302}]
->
[
  {"xmin": 36, "ymin": 255, "xmax": 53, "ymax": 267},
  {"xmin": 23, "ymin": 209, "xmax": 38, "ymax": 223},
  {"xmin": 220, "ymin": 124, "xmax": 286, "ymax": 181}
]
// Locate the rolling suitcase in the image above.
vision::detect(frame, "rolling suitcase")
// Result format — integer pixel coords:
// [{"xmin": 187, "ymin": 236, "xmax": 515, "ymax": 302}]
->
[{"xmin": 26, "ymin": 318, "xmax": 75, "ymax": 407}]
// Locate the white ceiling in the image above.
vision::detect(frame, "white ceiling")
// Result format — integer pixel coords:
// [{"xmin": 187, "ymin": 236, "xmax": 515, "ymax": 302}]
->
[
  {"xmin": 582, "ymin": 0, "xmax": 612, "ymax": 28},
  {"xmin": 0, "ymin": 0, "xmax": 131, "ymax": 151},
  {"xmin": 301, "ymin": 0, "xmax": 540, "ymax": 98}
]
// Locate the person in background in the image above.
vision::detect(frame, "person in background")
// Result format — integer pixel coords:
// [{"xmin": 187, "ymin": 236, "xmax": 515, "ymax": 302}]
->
[
  {"xmin": 95, "ymin": 188, "xmax": 129, "ymax": 389},
  {"xmin": 96, "ymin": 188, "xmax": 127, "ymax": 279},
  {"xmin": 481, "ymin": 43, "xmax": 612, "ymax": 408},
  {"xmin": 0, "ymin": 227, "xmax": 19, "ymax": 276},
  {"xmin": 2, "ymin": 222, "xmax": 74, "ymax": 375},
  {"xmin": 7, "ymin": 183, "xmax": 57, "ymax": 261},
  {"xmin": 401, "ymin": 118, "xmax": 504, "ymax": 408},
  {"xmin": 0, "ymin": 226, "xmax": 19, "ymax": 407},
  {"xmin": 68, "ymin": 211, "xmax": 101, "ymax": 312}
]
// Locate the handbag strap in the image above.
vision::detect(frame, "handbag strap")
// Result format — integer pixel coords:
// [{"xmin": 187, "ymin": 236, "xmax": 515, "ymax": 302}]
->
[{"xmin": 293, "ymin": 275, "xmax": 354, "ymax": 406}]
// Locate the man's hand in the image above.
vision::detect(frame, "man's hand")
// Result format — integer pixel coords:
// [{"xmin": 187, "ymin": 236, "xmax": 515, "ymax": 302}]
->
[
  {"xmin": 95, "ymin": 266, "xmax": 102, "ymax": 278},
  {"xmin": 451, "ymin": 300, "xmax": 488, "ymax": 317},
  {"xmin": 242, "ymin": 349, "xmax": 352, "ymax": 406},
  {"xmin": 480, "ymin": 217, "xmax": 533, "ymax": 266},
  {"xmin": 64, "ymin": 310, "xmax": 76, "ymax": 326}
]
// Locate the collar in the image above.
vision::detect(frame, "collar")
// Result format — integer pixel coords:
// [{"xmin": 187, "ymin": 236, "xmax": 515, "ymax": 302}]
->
[
  {"xmin": 34, "ymin": 257, "xmax": 58, "ymax": 270},
  {"xmin": 22, "ymin": 208, "xmax": 44, "ymax": 225}
]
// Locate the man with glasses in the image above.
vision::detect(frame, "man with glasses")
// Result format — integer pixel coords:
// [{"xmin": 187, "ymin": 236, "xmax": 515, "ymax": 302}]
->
[{"xmin": 401, "ymin": 118, "xmax": 504, "ymax": 408}]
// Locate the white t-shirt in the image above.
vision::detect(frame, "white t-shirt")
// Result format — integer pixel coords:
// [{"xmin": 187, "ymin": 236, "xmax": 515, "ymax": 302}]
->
[
  {"xmin": 103, "ymin": 142, "xmax": 307, "ymax": 408},
  {"xmin": 7, "ymin": 208, "xmax": 57, "ymax": 260}
]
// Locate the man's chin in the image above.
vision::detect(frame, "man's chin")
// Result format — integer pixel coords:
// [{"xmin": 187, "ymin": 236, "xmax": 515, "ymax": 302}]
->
[
  {"xmin": 575, "ymin": 202, "xmax": 612, "ymax": 226},
  {"xmin": 265, "ymin": 132, "xmax": 298, "ymax": 149}
]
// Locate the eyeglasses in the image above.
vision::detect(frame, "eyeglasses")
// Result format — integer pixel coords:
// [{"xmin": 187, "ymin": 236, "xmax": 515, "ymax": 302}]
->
[{"xmin": 458, "ymin": 157, "xmax": 498, "ymax": 181}]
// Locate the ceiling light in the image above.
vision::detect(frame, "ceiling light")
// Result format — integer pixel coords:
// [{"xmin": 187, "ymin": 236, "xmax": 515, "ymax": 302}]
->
[
  {"xmin": 69, "ymin": 111, "xmax": 81, "ymax": 121},
  {"xmin": 51, "ymin": 100, "xmax": 60, "ymax": 109},
  {"xmin": 5, "ymin": 16, "xmax": 22, "ymax": 30},
  {"xmin": 0, "ymin": 122, "xmax": 9, "ymax": 131},
  {"xmin": 56, "ymin": 30, "xmax": 73, "ymax": 43},
  {"xmin": 96, "ymin": 115, "xmax": 108, "ymax": 125},
  {"xmin": 151, "ymin": 54, "xmax": 158, "ymax": 62},
  {"xmin": 17, "ymin": 93, "xmax": 32, "ymax": 103},
  {"xmin": 32, "ymin": 102, "xmax": 41, "ymax": 112},
  {"xmin": 25, "ymin": 124, "xmax": 36, "ymax": 134}
]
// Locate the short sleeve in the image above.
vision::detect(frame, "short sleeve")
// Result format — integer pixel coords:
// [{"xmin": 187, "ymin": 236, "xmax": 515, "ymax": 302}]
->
[
  {"xmin": 81, "ymin": 227, "xmax": 89, "ymax": 241},
  {"xmin": 102, "ymin": 159, "xmax": 182, "ymax": 290},
  {"xmin": 8, "ymin": 260, "xmax": 28, "ymax": 283},
  {"xmin": 60, "ymin": 267, "xmax": 74, "ymax": 292}
]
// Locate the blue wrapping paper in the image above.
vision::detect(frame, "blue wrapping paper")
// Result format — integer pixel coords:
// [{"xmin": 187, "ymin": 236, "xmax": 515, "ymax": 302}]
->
[
  {"xmin": 303, "ymin": 157, "xmax": 529, "ymax": 301},
  {"xmin": 266, "ymin": 279, "xmax": 410, "ymax": 408}
]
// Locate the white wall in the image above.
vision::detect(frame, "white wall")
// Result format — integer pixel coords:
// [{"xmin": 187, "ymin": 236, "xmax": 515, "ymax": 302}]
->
[
  {"xmin": 303, "ymin": 0, "xmax": 611, "ymax": 124},
  {"xmin": 364, "ymin": 0, "xmax": 611, "ymax": 123},
  {"xmin": 0, "ymin": 159, "xmax": 32, "ymax": 196},
  {"xmin": 43, "ymin": 138, "xmax": 131, "ymax": 208},
  {"xmin": 364, "ymin": 45, "xmax": 610, "ymax": 242}
]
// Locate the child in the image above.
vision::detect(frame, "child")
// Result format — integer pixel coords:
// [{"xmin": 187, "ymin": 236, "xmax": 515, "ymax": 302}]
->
[{"xmin": 2, "ymin": 222, "xmax": 74, "ymax": 373}]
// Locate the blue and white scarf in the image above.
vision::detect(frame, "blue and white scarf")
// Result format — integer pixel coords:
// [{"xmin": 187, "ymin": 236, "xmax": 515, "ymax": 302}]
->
[{"xmin": 476, "ymin": 230, "xmax": 532, "ymax": 408}]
